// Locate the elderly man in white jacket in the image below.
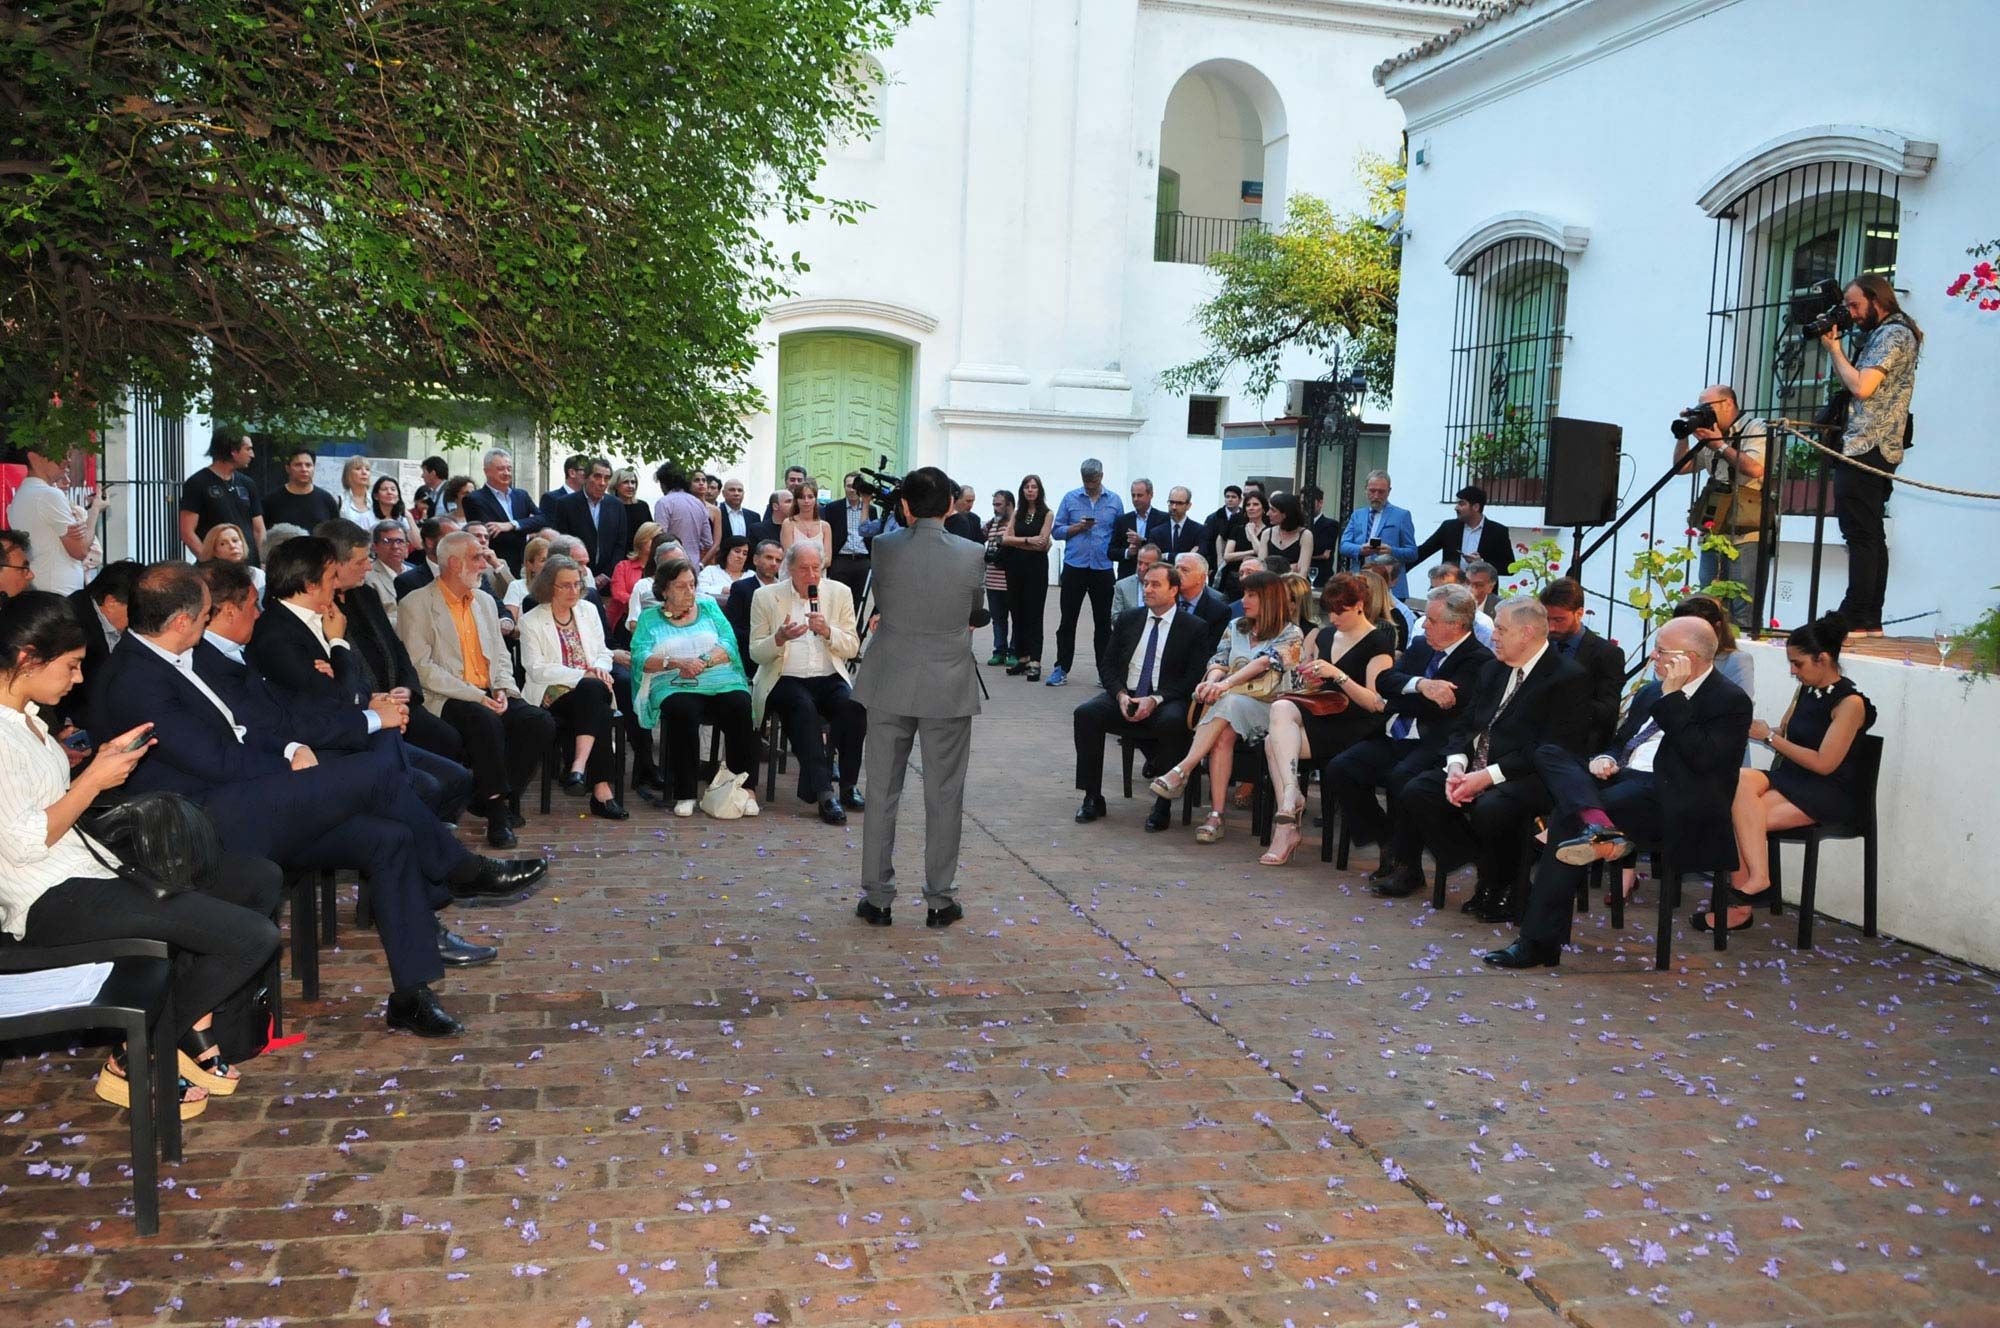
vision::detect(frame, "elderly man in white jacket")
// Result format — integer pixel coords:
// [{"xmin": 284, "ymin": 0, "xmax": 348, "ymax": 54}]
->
[
  {"xmin": 748, "ymin": 542, "xmax": 865, "ymax": 825},
  {"xmin": 517, "ymin": 553, "xmax": 629, "ymax": 820}
]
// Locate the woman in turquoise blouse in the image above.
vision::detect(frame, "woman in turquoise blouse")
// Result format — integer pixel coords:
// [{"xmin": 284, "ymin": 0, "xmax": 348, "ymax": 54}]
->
[{"xmin": 629, "ymin": 556, "xmax": 760, "ymax": 816}]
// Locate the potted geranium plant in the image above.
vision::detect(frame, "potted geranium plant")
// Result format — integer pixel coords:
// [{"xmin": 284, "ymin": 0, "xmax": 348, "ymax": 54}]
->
[{"xmin": 1456, "ymin": 405, "xmax": 1542, "ymax": 507}]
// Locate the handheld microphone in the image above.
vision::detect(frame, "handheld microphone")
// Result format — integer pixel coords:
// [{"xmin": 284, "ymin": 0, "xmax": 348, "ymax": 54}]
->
[{"xmin": 807, "ymin": 581, "xmax": 820, "ymax": 613}]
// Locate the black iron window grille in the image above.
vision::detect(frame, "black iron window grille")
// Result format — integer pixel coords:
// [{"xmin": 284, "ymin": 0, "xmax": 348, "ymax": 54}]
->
[
  {"xmin": 1442, "ymin": 236, "xmax": 1569, "ymax": 503},
  {"xmin": 123, "ymin": 394, "xmax": 187, "ymax": 565}
]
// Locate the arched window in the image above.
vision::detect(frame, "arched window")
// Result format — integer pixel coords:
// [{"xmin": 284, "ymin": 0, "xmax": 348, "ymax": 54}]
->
[
  {"xmin": 1443, "ymin": 237, "xmax": 1572, "ymax": 503},
  {"xmin": 1154, "ymin": 62, "xmax": 1287, "ymax": 265}
]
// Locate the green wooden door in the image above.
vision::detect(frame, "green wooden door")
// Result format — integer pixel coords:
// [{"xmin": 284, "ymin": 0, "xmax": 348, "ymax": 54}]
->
[{"xmin": 777, "ymin": 333, "xmax": 910, "ymax": 493}]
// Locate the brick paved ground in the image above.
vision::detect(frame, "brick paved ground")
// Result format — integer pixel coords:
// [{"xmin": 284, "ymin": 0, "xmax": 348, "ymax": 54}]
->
[{"xmin": 3, "ymin": 610, "xmax": 1994, "ymax": 1327}]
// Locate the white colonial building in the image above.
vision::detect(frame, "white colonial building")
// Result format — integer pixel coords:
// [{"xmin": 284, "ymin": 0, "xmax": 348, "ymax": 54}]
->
[{"xmin": 733, "ymin": 0, "xmax": 1477, "ymax": 515}]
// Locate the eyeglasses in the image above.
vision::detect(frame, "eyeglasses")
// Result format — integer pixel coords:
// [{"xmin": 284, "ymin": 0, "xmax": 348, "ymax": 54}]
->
[{"xmin": 0, "ymin": 560, "xmax": 30, "ymax": 573}]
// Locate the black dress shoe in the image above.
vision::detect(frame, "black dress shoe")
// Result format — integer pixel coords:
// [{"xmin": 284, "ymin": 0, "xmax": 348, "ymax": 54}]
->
[
  {"xmin": 385, "ymin": 985, "xmax": 464, "ymax": 1037},
  {"xmin": 437, "ymin": 926, "xmax": 498, "ymax": 967},
  {"xmin": 1373, "ymin": 866, "xmax": 1424, "ymax": 898},
  {"xmin": 841, "ymin": 788, "xmax": 865, "ymax": 812},
  {"xmin": 925, "ymin": 900, "xmax": 965, "ymax": 930},
  {"xmin": 1143, "ymin": 799, "xmax": 1171, "ymax": 833},
  {"xmin": 1459, "ymin": 886, "xmax": 1493, "ymax": 914},
  {"xmin": 1473, "ymin": 895, "xmax": 1517, "ymax": 924},
  {"xmin": 1555, "ymin": 824, "xmax": 1634, "ymax": 867},
  {"xmin": 450, "ymin": 857, "xmax": 547, "ymax": 905},
  {"xmin": 1481, "ymin": 939, "xmax": 1562, "ymax": 970},
  {"xmin": 818, "ymin": 795, "xmax": 848, "ymax": 826},
  {"xmin": 1366, "ymin": 858, "xmax": 1399, "ymax": 884},
  {"xmin": 558, "ymin": 770, "xmax": 587, "ymax": 795},
  {"xmin": 486, "ymin": 816, "xmax": 517, "ymax": 850},
  {"xmin": 1074, "ymin": 794, "xmax": 1108, "ymax": 824},
  {"xmin": 590, "ymin": 797, "xmax": 630, "ymax": 821},
  {"xmin": 855, "ymin": 899, "xmax": 892, "ymax": 927}
]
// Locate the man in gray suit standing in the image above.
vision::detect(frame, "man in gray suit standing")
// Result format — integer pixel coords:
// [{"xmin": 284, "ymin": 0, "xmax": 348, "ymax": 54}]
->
[{"xmin": 852, "ymin": 465, "xmax": 988, "ymax": 929}]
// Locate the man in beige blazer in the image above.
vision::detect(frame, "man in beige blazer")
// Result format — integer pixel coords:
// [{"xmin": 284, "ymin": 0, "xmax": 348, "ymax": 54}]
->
[
  {"xmin": 749, "ymin": 542, "xmax": 866, "ymax": 825},
  {"xmin": 398, "ymin": 530, "xmax": 557, "ymax": 847}
]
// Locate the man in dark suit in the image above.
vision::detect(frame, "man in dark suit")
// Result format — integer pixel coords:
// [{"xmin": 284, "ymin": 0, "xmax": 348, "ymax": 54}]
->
[
  {"xmin": 1109, "ymin": 478, "xmax": 1171, "ymax": 579},
  {"xmin": 52, "ymin": 560, "xmax": 140, "ymax": 730},
  {"xmin": 943, "ymin": 485, "xmax": 985, "ymax": 543},
  {"xmin": 1485, "ymin": 618, "xmax": 1751, "ymax": 968},
  {"xmin": 724, "ymin": 539, "xmax": 783, "ymax": 663},
  {"xmin": 1381, "ymin": 597, "xmax": 1591, "ymax": 920},
  {"xmin": 1158, "ymin": 486, "xmax": 1207, "ymax": 562},
  {"xmin": 394, "ymin": 517, "xmax": 448, "ymax": 599},
  {"xmin": 540, "ymin": 453, "xmax": 586, "ymax": 514},
  {"xmin": 1201, "ymin": 485, "xmax": 1243, "ymax": 570},
  {"xmin": 548, "ymin": 457, "xmax": 628, "ymax": 592},
  {"xmin": 458, "ymin": 447, "xmax": 547, "ymax": 572},
  {"xmin": 1302, "ymin": 486, "xmax": 1341, "ymax": 585},
  {"xmin": 1073, "ymin": 562, "xmax": 1208, "ymax": 832},
  {"xmin": 1172, "ymin": 552, "xmax": 1233, "ymax": 655},
  {"xmin": 1412, "ymin": 485, "xmax": 1515, "ymax": 575},
  {"xmin": 1540, "ymin": 577, "xmax": 1626, "ymax": 753},
  {"xmin": 1325, "ymin": 584, "xmax": 1494, "ymax": 879}
]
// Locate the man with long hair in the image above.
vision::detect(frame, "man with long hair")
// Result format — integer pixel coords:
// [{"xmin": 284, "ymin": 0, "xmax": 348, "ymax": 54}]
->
[{"xmin": 1822, "ymin": 272, "xmax": 1920, "ymax": 636}]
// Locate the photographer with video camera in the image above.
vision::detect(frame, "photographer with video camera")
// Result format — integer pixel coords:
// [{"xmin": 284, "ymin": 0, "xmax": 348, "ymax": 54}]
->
[
  {"xmin": 1817, "ymin": 274, "xmax": 1921, "ymax": 637},
  {"xmin": 1671, "ymin": 385, "xmax": 1767, "ymax": 630}
]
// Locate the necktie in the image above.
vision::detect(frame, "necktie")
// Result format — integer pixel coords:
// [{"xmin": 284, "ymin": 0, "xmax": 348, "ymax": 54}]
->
[
  {"xmin": 1472, "ymin": 667, "xmax": 1525, "ymax": 770},
  {"xmin": 1135, "ymin": 615, "xmax": 1162, "ymax": 697},
  {"xmin": 1389, "ymin": 649, "xmax": 1445, "ymax": 741},
  {"xmin": 1171, "ymin": 521, "xmax": 1181, "ymax": 548},
  {"xmin": 1367, "ymin": 510, "xmax": 1382, "ymax": 542},
  {"xmin": 1618, "ymin": 716, "xmax": 1661, "ymax": 764}
]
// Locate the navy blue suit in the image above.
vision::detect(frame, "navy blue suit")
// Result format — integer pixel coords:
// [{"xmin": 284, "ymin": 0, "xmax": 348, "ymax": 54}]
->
[
  {"xmin": 1109, "ymin": 507, "xmax": 1171, "ymax": 579},
  {"xmin": 549, "ymin": 489, "xmax": 630, "ymax": 579},
  {"xmin": 95, "ymin": 635, "xmax": 455, "ymax": 992},
  {"xmin": 459, "ymin": 486, "xmax": 546, "ymax": 572}
]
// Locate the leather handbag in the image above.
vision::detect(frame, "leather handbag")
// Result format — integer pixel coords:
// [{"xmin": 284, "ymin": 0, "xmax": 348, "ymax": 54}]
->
[
  {"xmin": 1276, "ymin": 686, "xmax": 1350, "ymax": 718},
  {"xmin": 78, "ymin": 793, "xmax": 223, "ymax": 902}
]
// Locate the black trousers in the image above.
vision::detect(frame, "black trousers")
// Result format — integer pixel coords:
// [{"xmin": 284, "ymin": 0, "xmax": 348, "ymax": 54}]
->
[
  {"xmin": 1835, "ymin": 445, "xmax": 1898, "ymax": 628},
  {"xmin": 829, "ymin": 553, "xmax": 870, "ymax": 611},
  {"xmin": 408, "ymin": 744, "xmax": 475, "ymax": 823},
  {"xmin": 658, "ymin": 690, "xmax": 758, "ymax": 800},
  {"xmin": 23, "ymin": 864, "xmax": 281, "ymax": 1042},
  {"xmin": 612, "ymin": 663, "xmax": 656, "ymax": 784},
  {"xmin": 1324, "ymin": 735, "xmax": 1436, "ymax": 849},
  {"xmin": 1396, "ymin": 766, "xmax": 1551, "ymax": 900},
  {"xmin": 439, "ymin": 694, "xmax": 558, "ymax": 808},
  {"xmin": 767, "ymin": 673, "xmax": 867, "ymax": 800},
  {"xmin": 1521, "ymin": 746, "xmax": 1662, "ymax": 946},
  {"xmin": 1006, "ymin": 565, "xmax": 1048, "ymax": 663},
  {"xmin": 1072, "ymin": 692, "xmax": 1190, "ymax": 798},
  {"xmin": 1055, "ymin": 566, "xmax": 1115, "ymax": 673},
  {"xmin": 546, "ymin": 677, "xmax": 617, "ymax": 785}
]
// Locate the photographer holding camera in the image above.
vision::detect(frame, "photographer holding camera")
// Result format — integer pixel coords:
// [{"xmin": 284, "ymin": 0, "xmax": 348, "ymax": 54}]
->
[
  {"xmin": 1821, "ymin": 274, "xmax": 1921, "ymax": 636},
  {"xmin": 1671, "ymin": 385, "xmax": 1767, "ymax": 630}
]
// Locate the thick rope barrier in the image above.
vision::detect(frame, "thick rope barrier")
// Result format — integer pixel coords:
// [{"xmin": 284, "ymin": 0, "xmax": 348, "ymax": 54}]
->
[{"xmin": 1774, "ymin": 419, "xmax": 2000, "ymax": 501}]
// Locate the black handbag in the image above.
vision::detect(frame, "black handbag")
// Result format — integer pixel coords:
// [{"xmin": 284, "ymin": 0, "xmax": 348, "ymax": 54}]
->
[{"xmin": 79, "ymin": 793, "xmax": 223, "ymax": 902}]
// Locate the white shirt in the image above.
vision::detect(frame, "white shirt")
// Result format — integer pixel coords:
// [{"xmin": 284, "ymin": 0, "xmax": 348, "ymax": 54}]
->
[
  {"xmin": 779, "ymin": 592, "xmax": 835, "ymax": 679},
  {"xmin": 91, "ymin": 602, "xmax": 121, "ymax": 655},
  {"xmin": 0, "ymin": 706, "xmax": 123, "ymax": 939},
  {"xmin": 1448, "ymin": 641, "xmax": 1551, "ymax": 783},
  {"xmin": 279, "ymin": 599, "xmax": 344, "ymax": 654},
  {"xmin": 13, "ymin": 476, "xmax": 87, "ymax": 595},
  {"xmin": 1459, "ymin": 521, "xmax": 1486, "ymax": 563},
  {"xmin": 1386, "ymin": 631, "xmax": 1471, "ymax": 741},
  {"xmin": 721, "ymin": 504, "xmax": 750, "ymax": 539},
  {"xmin": 1124, "ymin": 610, "xmax": 1172, "ymax": 697},
  {"xmin": 339, "ymin": 492, "xmax": 374, "ymax": 525},
  {"xmin": 1620, "ymin": 669, "xmax": 1711, "ymax": 775}
]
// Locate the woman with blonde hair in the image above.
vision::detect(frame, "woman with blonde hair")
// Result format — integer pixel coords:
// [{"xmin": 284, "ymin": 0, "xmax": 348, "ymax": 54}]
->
[
  {"xmin": 336, "ymin": 456, "xmax": 374, "ymax": 525},
  {"xmin": 1147, "ymin": 572, "xmax": 1303, "ymax": 844},
  {"xmin": 199, "ymin": 522, "xmax": 266, "ymax": 601}
]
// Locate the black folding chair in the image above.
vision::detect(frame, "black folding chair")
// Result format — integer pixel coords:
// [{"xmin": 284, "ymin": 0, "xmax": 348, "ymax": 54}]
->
[
  {"xmin": 1766, "ymin": 733, "xmax": 1882, "ymax": 951},
  {"xmin": 0, "ymin": 938, "xmax": 179, "ymax": 1235}
]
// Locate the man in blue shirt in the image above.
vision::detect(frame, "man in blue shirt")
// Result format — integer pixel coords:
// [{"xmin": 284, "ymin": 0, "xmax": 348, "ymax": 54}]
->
[
  {"xmin": 1338, "ymin": 470, "xmax": 1419, "ymax": 599},
  {"xmin": 1046, "ymin": 458, "xmax": 1124, "ymax": 686}
]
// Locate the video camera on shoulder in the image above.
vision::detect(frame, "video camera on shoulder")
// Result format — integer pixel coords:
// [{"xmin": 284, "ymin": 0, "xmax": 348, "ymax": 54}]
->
[{"xmin": 851, "ymin": 455, "xmax": 905, "ymax": 515}]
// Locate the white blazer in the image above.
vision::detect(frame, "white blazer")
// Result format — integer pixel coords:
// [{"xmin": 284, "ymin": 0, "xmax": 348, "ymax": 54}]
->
[
  {"xmin": 517, "ymin": 602, "xmax": 612, "ymax": 707},
  {"xmin": 746, "ymin": 576, "xmax": 859, "ymax": 724}
]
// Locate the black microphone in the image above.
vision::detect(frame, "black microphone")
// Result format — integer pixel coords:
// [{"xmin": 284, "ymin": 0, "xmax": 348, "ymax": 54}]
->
[{"xmin": 807, "ymin": 581, "xmax": 819, "ymax": 614}]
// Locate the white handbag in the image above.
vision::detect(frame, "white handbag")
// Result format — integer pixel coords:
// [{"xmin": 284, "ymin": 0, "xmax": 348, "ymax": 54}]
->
[{"xmin": 697, "ymin": 766, "xmax": 759, "ymax": 819}]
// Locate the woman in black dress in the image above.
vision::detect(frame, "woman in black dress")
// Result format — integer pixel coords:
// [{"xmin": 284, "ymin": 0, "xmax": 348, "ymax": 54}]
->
[
  {"xmin": 1705, "ymin": 611, "xmax": 1876, "ymax": 931},
  {"xmin": 1000, "ymin": 474, "xmax": 1054, "ymax": 681},
  {"xmin": 1263, "ymin": 492, "xmax": 1314, "ymax": 578},
  {"xmin": 1257, "ymin": 573, "xmax": 1396, "ymax": 866}
]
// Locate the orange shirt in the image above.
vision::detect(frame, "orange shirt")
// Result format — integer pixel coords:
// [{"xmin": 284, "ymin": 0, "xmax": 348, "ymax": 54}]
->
[{"xmin": 439, "ymin": 579, "xmax": 491, "ymax": 691}]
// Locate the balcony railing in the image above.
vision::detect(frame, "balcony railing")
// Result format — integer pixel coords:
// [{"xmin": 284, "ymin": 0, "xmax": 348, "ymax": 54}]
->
[{"xmin": 1154, "ymin": 212, "xmax": 1261, "ymax": 265}]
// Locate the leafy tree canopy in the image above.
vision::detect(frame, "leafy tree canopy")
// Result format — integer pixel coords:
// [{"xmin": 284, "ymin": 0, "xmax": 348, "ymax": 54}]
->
[
  {"xmin": 2, "ymin": 0, "xmax": 929, "ymax": 460},
  {"xmin": 1160, "ymin": 156, "xmax": 1402, "ymax": 409}
]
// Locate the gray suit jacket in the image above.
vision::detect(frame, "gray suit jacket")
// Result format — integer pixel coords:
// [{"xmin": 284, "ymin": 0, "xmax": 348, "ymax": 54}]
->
[
  {"xmin": 852, "ymin": 517, "xmax": 985, "ymax": 718},
  {"xmin": 396, "ymin": 579, "xmax": 521, "ymax": 712}
]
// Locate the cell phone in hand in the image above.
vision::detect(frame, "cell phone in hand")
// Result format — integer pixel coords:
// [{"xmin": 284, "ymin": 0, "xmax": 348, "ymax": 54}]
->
[
  {"xmin": 60, "ymin": 729, "xmax": 93, "ymax": 753},
  {"xmin": 121, "ymin": 725, "xmax": 155, "ymax": 753}
]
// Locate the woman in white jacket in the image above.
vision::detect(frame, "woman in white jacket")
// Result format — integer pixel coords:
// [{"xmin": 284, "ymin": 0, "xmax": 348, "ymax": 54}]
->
[{"xmin": 518, "ymin": 555, "xmax": 628, "ymax": 820}]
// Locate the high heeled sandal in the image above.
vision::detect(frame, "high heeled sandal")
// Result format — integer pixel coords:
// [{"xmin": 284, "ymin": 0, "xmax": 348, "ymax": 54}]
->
[
  {"xmin": 1148, "ymin": 767, "xmax": 1187, "ymax": 799},
  {"xmin": 1259, "ymin": 824, "xmax": 1302, "ymax": 866},
  {"xmin": 1272, "ymin": 788, "xmax": 1306, "ymax": 826},
  {"xmin": 95, "ymin": 1050, "xmax": 208, "ymax": 1120},
  {"xmin": 178, "ymin": 1025, "xmax": 240, "ymax": 1097}
]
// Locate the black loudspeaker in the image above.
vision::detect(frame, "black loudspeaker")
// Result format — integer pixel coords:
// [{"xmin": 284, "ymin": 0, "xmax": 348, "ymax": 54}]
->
[{"xmin": 1544, "ymin": 417, "xmax": 1622, "ymax": 527}]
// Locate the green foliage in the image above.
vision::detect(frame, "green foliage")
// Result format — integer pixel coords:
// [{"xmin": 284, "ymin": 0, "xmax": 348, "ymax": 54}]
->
[
  {"xmin": 1965, "ymin": 589, "xmax": 2000, "ymax": 676},
  {"xmin": 1457, "ymin": 405, "xmax": 1540, "ymax": 480},
  {"xmin": 1624, "ymin": 529, "xmax": 1748, "ymax": 627},
  {"xmin": 2, "ymin": 0, "xmax": 929, "ymax": 461},
  {"xmin": 1159, "ymin": 157, "xmax": 1403, "ymax": 406},
  {"xmin": 1505, "ymin": 536, "xmax": 1567, "ymax": 593}
]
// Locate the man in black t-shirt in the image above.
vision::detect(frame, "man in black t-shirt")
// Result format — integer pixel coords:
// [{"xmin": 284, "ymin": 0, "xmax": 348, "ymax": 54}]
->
[
  {"xmin": 262, "ymin": 446, "xmax": 341, "ymax": 532},
  {"xmin": 179, "ymin": 433, "xmax": 267, "ymax": 562}
]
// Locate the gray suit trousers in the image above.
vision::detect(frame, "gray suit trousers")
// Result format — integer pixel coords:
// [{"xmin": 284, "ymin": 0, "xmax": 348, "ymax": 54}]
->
[{"xmin": 860, "ymin": 710, "xmax": 973, "ymax": 907}]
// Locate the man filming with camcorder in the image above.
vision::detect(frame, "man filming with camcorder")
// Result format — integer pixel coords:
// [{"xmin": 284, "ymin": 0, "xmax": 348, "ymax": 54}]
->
[{"xmin": 1671, "ymin": 385, "xmax": 1767, "ymax": 630}]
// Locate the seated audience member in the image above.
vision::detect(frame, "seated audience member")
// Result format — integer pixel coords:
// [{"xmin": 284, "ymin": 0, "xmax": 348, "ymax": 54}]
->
[
  {"xmin": 1380, "ymin": 597, "xmax": 1590, "ymax": 921},
  {"xmin": 1072, "ymin": 560, "xmax": 1206, "ymax": 833},
  {"xmin": 1257, "ymin": 574, "xmax": 1398, "ymax": 866},
  {"xmin": 1223, "ymin": 556, "xmax": 1267, "ymax": 619},
  {"xmin": 611, "ymin": 522, "xmax": 663, "ymax": 630},
  {"xmin": 622, "ymin": 535, "xmax": 687, "ymax": 632},
  {"xmin": 308, "ymin": 519, "xmax": 476, "ymax": 820},
  {"xmin": 700, "ymin": 536, "xmax": 751, "ymax": 601},
  {"xmin": 395, "ymin": 517, "xmax": 453, "ymax": 599},
  {"xmin": 200, "ymin": 522, "xmax": 266, "ymax": 602},
  {"xmin": 1146, "ymin": 572, "xmax": 1304, "ymax": 844},
  {"xmin": 1673, "ymin": 594, "xmax": 1754, "ymax": 695},
  {"xmin": 748, "ymin": 543, "xmax": 865, "ymax": 825},
  {"xmin": 1709, "ymin": 611, "xmax": 1875, "ymax": 932},
  {"xmin": 1282, "ymin": 570, "xmax": 1318, "ymax": 632},
  {"xmin": 1419, "ymin": 561, "xmax": 1493, "ymax": 646},
  {"xmin": 1540, "ymin": 577, "xmax": 1624, "ymax": 752},
  {"xmin": 365, "ymin": 518, "xmax": 413, "ymax": 617},
  {"xmin": 503, "ymin": 536, "xmax": 552, "ymax": 628},
  {"xmin": 1324, "ymin": 584, "xmax": 1494, "ymax": 881},
  {"xmin": 519, "ymin": 554, "xmax": 628, "ymax": 820},
  {"xmin": 96, "ymin": 565, "xmax": 539, "ymax": 1036},
  {"xmin": 0, "ymin": 589, "xmax": 280, "ymax": 1116},
  {"xmin": 398, "ymin": 531, "xmax": 559, "ymax": 848},
  {"xmin": 1109, "ymin": 544, "xmax": 1162, "ymax": 620},
  {"xmin": 462, "ymin": 520, "xmax": 518, "ymax": 603},
  {"xmin": 0, "ymin": 529, "xmax": 35, "ymax": 603},
  {"xmin": 631, "ymin": 556, "xmax": 759, "ymax": 817},
  {"xmin": 49, "ymin": 559, "xmax": 139, "ymax": 730},
  {"xmin": 1485, "ymin": 617, "xmax": 1752, "ymax": 969},
  {"xmin": 258, "ymin": 522, "xmax": 308, "ymax": 563},
  {"xmin": 1364, "ymin": 552, "xmax": 1418, "ymax": 647},
  {"xmin": 546, "ymin": 456, "xmax": 627, "ymax": 593},
  {"xmin": 724, "ymin": 539, "xmax": 784, "ymax": 662},
  {"xmin": 1173, "ymin": 552, "xmax": 1232, "ymax": 655}
]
